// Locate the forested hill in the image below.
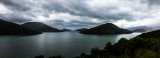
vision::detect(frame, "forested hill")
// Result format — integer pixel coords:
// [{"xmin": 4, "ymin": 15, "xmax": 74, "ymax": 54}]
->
[
  {"xmin": 136, "ymin": 30, "xmax": 160, "ymax": 38},
  {"xmin": 0, "ymin": 19, "xmax": 40, "ymax": 35},
  {"xmin": 80, "ymin": 23, "xmax": 132, "ymax": 35},
  {"xmin": 22, "ymin": 22, "xmax": 63, "ymax": 32}
]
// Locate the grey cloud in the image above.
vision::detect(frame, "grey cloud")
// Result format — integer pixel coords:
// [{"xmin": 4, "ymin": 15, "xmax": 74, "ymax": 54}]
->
[
  {"xmin": 53, "ymin": 20, "xmax": 65, "ymax": 23},
  {"xmin": 42, "ymin": 0, "xmax": 134, "ymax": 21},
  {"xmin": 0, "ymin": 0, "xmax": 142, "ymax": 21},
  {"xmin": 148, "ymin": 0, "xmax": 160, "ymax": 5},
  {"xmin": 0, "ymin": 0, "xmax": 31, "ymax": 11},
  {"xmin": 46, "ymin": 19, "xmax": 101, "ymax": 30},
  {"xmin": 70, "ymin": 20, "xmax": 100, "ymax": 25},
  {"xmin": 7, "ymin": 15, "xmax": 31, "ymax": 23},
  {"xmin": 0, "ymin": 13, "xmax": 31, "ymax": 23},
  {"xmin": 0, "ymin": 0, "xmax": 159, "ymax": 29}
]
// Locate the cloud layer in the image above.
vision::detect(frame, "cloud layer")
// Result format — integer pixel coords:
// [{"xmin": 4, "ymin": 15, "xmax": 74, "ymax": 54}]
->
[{"xmin": 0, "ymin": 0, "xmax": 160, "ymax": 30}]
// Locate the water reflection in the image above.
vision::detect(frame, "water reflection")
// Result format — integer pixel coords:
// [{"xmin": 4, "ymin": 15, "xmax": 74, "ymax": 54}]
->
[{"xmin": 0, "ymin": 32, "xmax": 141, "ymax": 58}]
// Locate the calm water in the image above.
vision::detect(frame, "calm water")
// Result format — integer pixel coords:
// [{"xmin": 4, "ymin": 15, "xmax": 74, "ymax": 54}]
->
[{"xmin": 0, "ymin": 31, "xmax": 141, "ymax": 58}]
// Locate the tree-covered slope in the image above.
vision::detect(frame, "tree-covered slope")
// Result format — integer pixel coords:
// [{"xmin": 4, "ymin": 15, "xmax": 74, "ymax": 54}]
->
[
  {"xmin": 75, "ymin": 30, "xmax": 160, "ymax": 58},
  {"xmin": 80, "ymin": 23, "xmax": 132, "ymax": 35},
  {"xmin": 136, "ymin": 30, "xmax": 160, "ymax": 38},
  {"xmin": 0, "ymin": 19, "xmax": 40, "ymax": 35},
  {"xmin": 22, "ymin": 22, "xmax": 63, "ymax": 32}
]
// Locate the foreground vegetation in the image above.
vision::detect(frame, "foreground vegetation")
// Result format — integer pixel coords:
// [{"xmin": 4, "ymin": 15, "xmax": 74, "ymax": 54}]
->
[
  {"xmin": 35, "ymin": 30, "xmax": 160, "ymax": 58},
  {"xmin": 75, "ymin": 37, "xmax": 160, "ymax": 58}
]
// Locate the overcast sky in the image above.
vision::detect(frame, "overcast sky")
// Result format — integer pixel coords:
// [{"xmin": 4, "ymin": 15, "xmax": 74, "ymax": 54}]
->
[{"xmin": 0, "ymin": 0, "xmax": 160, "ymax": 30}]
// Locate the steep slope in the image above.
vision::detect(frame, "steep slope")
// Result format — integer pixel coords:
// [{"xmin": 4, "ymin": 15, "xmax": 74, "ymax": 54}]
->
[
  {"xmin": 136, "ymin": 30, "xmax": 160, "ymax": 38},
  {"xmin": 80, "ymin": 23, "xmax": 132, "ymax": 35},
  {"xmin": 76, "ymin": 30, "xmax": 160, "ymax": 58},
  {"xmin": 22, "ymin": 22, "xmax": 63, "ymax": 32},
  {"xmin": 0, "ymin": 19, "xmax": 40, "ymax": 35}
]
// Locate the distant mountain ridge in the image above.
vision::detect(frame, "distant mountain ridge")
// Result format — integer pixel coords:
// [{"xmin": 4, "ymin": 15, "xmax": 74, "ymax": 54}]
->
[
  {"xmin": 148, "ymin": 26, "xmax": 160, "ymax": 31},
  {"xmin": 22, "ymin": 22, "xmax": 63, "ymax": 32},
  {"xmin": 127, "ymin": 26, "xmax": 160, "ymax": 32},
  {"xmin": 127, "ymin": 26, "xmax": 148, "ymax": 32},
  {"xmin": 80, "ymin": 23, "xmax": 132, "ymax": 35},
  {"xmin": 76, "ymin": 28, "xmax": 88, "ymax": 31},
  {"xmin": 0, "ymin": 19, "xmax": 40, "ymax": 35},
  {"xmin": 132, "ymin": 29, "xmax": 147, "ymax": 32},
  {"xmin": 127, "ymin": 26, "xmax": 148, "ymax": 30},
  {"xmin": 62, "ymin": 29, "xmax": 71, "ymax": 31},
  {"xmin": 136, "ymin": 30, "xmax": 160, "ymax": 38}
]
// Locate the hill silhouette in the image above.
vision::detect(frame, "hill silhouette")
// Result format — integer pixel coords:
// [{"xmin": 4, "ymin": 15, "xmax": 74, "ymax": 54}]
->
[
  {"xmin": 136, "ymin": 30, "xmax": 160, "ymax": 38},
  {"xmin": 80, "ymin": 23, "xmax": 132, "ymax": 35},
  {"xmin": 22, "ymin": 22, "xmax": 63, "ymax": 32},
  {"xmin": 76, "ymin": 28, "xmax": 88, "ymax": 31},
  {"xmin": 0, "ymin": 19, "xmax": 40, "ymax": 35},
  {"xmin": 62, "ymin": 29, "xmax": 71, "ymax": 31}
]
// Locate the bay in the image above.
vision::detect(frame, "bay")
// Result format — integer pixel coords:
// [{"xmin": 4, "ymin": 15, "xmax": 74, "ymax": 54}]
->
[{"xmin": 0, "ymin": 32, "xmax": 141, "ymax": 58}]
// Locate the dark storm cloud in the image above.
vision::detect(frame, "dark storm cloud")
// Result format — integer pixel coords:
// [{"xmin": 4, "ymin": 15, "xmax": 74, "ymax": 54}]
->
[
  {"xmin": 148, "ymin": 0, "xmax": 160, "ymax": 5},
  {"xmin": 0, "ymin": 13, "xmax": 31, "ymax": 23},
  {"xmin": 50, "ymin": 19, "xmax": 100, "ymax": 26},
  {"xmin": 0, "ymin": 0, "xmax": 132, "ymax": 21},
  {"xmin": 46, "ymin": 19, "xmax": 101, "ymax": 30},
  {"xmin": 7, "ymin": 14, "xmax": 31, "ymax": 23},
  {"xmin": 0, "ymin": 0, "xmax": 160, "ymax": 29},
  {"xmin": 70, "ymin": 20, "xmax": 100, "ymax": 25},
  {"xmin": 0, "ymin": 14, "xmax": 7, "ymax": 20},
  {"xmin": 0, "ymin": 0, "xmax": 31, "ymax": 11},
  {"xmin": 53, "ymin": 20, "xmax": 65, "ymax": 23},
  {"xmin": 42, "ymin": 0, "xmax": 101, "ymax": 19},
  {"xmin": 42, "ymin": 0, "xmax": 133, "ymax": 20}
]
